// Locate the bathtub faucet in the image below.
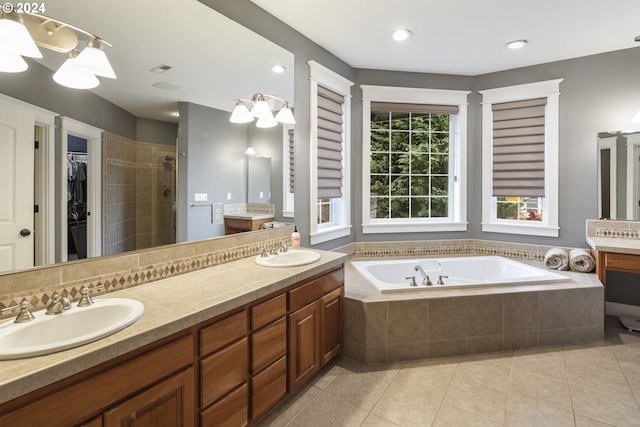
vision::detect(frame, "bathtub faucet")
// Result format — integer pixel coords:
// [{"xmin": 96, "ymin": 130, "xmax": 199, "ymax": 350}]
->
[{"xmin": 414, "ymin": 265, "xmax": 433, "ymax": 286}]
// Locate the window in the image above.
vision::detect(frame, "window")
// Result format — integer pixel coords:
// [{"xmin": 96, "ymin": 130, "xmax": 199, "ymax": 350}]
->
[
  {"xmin": 362, "ymin": 85, "xmax": 469, "ymax": 233},
  {"xmin": 282, "ymin": 126, "xmax": 294, "ymax": 217},
  {"xmin": 480, "ymin": 79, "xmax": 563, "ymax": 237},
  {"xmin": 308, "ymin": 60, "xmax": 354, "ymax": 245}
]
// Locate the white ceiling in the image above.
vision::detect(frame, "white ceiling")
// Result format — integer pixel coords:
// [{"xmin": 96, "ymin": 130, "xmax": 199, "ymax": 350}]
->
[
  {"xmin": 36, "ymin": 0, "xmax": 294, "ymax": 122},
  {"xmin": 251, "ymin": 0, "xmax": 640, "ymax": 75}
]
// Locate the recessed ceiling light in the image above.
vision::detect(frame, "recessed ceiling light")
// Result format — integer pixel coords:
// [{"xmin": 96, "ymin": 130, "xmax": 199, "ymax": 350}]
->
[
  {"xmin": 271, "ymin": 64, "xmax": 286, "ymax": 73},
  {"xmin": 391, "ymin": 29, "xmax": 412, "ymax": 42},
  {"xmin": 152, "ymin": 81, "xmax": 181, "ymax": 90},
  {"xmin": 506, "ymin": 39, "xmax": 527, "ymax": 49}
]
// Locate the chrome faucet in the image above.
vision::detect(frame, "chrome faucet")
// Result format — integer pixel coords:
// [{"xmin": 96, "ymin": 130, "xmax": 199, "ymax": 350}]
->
[
  {"xmin": 78, "ymin": 285, "xmax": 105, "ymax": 307},
  {"xmin": 46, "ymin": 292, "xmax": 71, "ymax": 315},
  {"xmin": 437, "ymin": 275, "xmax": 449, "ymax": 285},
  {"xmin": 405, "ymin": 276, "xmax": 418, "ymax": 287},
  {"xmin": 414, "ymin": 265, "xmax": 433, "ymax": 286},
  {"xmin": 1, "ymin": 298, "xmax": 35, "ymax": 323}
]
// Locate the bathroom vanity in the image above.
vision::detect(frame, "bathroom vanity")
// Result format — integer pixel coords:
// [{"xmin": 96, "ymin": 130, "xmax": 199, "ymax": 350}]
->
[
  {"xmin": 587, "ymin": 220, "xmax": 640, "ymax": 330},
  {"xmin": 0, "ymin": 251, "xmax": 346, "ymax": 427}
]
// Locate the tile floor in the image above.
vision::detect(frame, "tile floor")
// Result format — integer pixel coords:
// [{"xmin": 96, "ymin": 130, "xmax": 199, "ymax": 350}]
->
[{"xmin": 257, "ymin": 316, "xmax": 640, "ymax": 427}]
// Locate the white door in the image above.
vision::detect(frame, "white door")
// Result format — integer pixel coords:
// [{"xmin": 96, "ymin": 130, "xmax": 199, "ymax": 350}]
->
[{"xmin": 0, "ymin": 108, "xmax": 35, "ymax": 272}]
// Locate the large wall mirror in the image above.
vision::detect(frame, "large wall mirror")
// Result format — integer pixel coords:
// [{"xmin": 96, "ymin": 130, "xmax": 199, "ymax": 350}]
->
[
  {"xmin": 597, "ymin": 131, "xmax": 640, "ymax": 220},
  {"xmin": 0, "ymin": 0, "xmax": 294, "ymax": 274}
]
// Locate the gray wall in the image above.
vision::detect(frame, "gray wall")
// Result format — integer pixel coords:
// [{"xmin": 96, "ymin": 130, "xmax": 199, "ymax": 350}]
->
[
  {"xmin": 473, "ymin": 47, "xmax": 640, "ymax": 247},
  {"xmin": 211, "ymin": 0, "xmax": 640, "ymax": 249},
  {"xmin": 177, "ymin": 102, "xmax": 283, "ymax": 242},
  {"xmin": 137, "ymin": 118, "xmax": 178, "ymax": 146}
]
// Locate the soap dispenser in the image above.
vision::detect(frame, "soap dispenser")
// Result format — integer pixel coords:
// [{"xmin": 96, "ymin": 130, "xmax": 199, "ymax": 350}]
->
[{"xmin": 291, "ymin": 226, "xmax": 300, "ymax": 249}]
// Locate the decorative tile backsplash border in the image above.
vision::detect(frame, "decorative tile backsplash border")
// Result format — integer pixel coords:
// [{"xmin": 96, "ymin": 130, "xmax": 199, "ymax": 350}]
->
[
  {"xmin": 0, "ymin": 227, "xmax": 292, "ymax": 320},
  {"xmin": 352, "ymin": 239, "xmax": 563, "ymax": 262},
  {"xmin": 586, "ymin": 219, "xmax": 640, "ymax": 240}
]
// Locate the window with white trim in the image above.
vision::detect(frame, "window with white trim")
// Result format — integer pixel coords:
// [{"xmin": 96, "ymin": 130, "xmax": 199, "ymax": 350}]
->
[
  {"xmin": 308, "ymin": 60, "xmax": 353, "ymax": 245},
  {"xmin": 480, "ymin": 79, "xmax": 563, "ymax": 237},
  {"xmin": 361, "ymin": 85, "xmax": 469, "ymax": 233}
]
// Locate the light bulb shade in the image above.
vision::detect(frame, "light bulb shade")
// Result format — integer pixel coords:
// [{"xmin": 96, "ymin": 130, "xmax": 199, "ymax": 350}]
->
[
  {"xmin": 250, "ymin": 100, "xmax": 274, "ymax": 121},
  {"xmin": 53, "ymin": 55, "xmax": 99, "ymax": 89},
  {"xmin": 256, "ymin": 117, "xmax": 278, "ymax": 128},
  {"xmin": 229, "ymin": 102, "xmax": 254, "ymax": 123},
  {"xmin": 0, "ymin": 51, "xmax": 28, "ymax": 72},
  {"xmin": 245, "ymin": 146, "xmax": 256, "ymax": 155},
  {"xmin": 632, "ymin": 110, "xmax": 640, "ymax": 124},
  {"xmin": 275, "ymin": 106, "xmax": 296, "ymax": 124},
  {"xmin": 74, "ymin": 39, "xmax": 116, "ymax": 79},
  {"xmin": 0, "ymin": 15, "xmax": 42, "ymax": 58}
]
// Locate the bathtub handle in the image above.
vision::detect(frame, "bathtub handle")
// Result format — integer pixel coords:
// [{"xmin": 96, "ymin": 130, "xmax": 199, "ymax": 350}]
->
[
  {"xmin": 437, "ymin": 275, "xmax": 448, "ymax": 285},
  {"xmin": 405, "ymin": 276, "xmax": 418, "ymax": 287}
]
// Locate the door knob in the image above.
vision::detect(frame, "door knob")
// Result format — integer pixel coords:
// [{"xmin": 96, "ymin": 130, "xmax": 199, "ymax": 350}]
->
[{"xmin": 19, "ymin": 229, "xmax": 31, "ymax": 237}]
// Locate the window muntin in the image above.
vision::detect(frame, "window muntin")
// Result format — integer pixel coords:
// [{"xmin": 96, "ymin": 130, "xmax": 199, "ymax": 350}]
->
[{"xmin": 369, "ymin": 110, "xmax": 453, "ymax": 220}]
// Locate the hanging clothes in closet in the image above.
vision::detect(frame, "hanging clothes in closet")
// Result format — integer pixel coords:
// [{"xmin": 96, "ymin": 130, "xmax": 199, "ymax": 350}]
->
[{"xmin": 67, "ymin": 152, "xmax": 87, "ymax": 218}]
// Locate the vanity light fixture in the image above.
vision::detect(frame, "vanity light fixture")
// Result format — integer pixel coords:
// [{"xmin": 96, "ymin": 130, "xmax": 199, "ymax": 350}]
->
[
  {"xmin": 506, "ymin": 39, "xmax": 527, "ymax": 49},
  {"xmin": 391, "ymin": 29, "xmax": 412, "ymax": 42},
  {"xmin": 0, "ymin": 11, "xmax": 116, "ymax": 88},
  {"xmin": 230, "ymin": 93, "xmax": 296, "ymax": 128},
  {"xmin": 631, "ymin": 109, "xmax": 640, "ymax": 124}
]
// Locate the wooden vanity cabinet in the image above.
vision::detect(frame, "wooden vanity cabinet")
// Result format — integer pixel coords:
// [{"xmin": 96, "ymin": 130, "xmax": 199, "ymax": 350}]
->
[
  {"xmin": 0, "ymin": 334, "xmax": 195, "ymax": 427},
  {"xmin": 250, "ymin": 294, "xmax": 287, "ymax": 422},
  {"xmin": 288, "ymin": 268, "xmax": 344, "ymax": 392},
  {"xmin": 224, "ymin": 217, "xmax": 273, "ymax": 235},
  {"xmin": 0, "ymin": 264, "xmax": 345, "ymax": 427},
  {"xmin": 199, "ymin": 309, "xmax": 249, "ymax": 427}
]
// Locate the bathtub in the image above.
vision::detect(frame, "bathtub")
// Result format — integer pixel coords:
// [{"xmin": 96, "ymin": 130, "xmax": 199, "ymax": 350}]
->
[{"xmin": 351, "ymin": 255, "xmax": 571, "ymax": 293}]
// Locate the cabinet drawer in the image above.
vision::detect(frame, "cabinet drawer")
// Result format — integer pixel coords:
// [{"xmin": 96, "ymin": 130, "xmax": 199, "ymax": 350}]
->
[
  {"xmin": 251, "ymin": 356, "xmax": 287, "ymax": 421},
  {"xmin": 201, "ymin": 383, "xmax": 248, "ymax": 427},
  {"xmin": 604, "ymin": 252, "xmax": 640, "ymax": 274},
  {"xmin": 201, "ymin": 337, "xmax": 248, "ymax": 408},
  {"xmin": 251, "ymin": 317, "xmax": 286, "ymax": 374},
  {"xmin": 289, "ymin": 268, "xmax": 343, "ymax": 312},
  {"xmin": 200, "ymin": 310, "xmax": 247, "ymax": 356},
  {"xmin": 251, "ymin": 293, "xmax": 286, "ymax": 330},
  {"xmin": 224, "ymin": 218, "xmax": 251, "ymax": 230}
]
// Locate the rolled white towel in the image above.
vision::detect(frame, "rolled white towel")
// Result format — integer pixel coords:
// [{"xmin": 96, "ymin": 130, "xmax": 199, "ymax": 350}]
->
[
  {"xmin": 569, "ymin": 248, "xmax": 596, "ymax": 273},
  {"xmin": 544, "ymin": 247, "xmax": 569, "ymax": 270}
]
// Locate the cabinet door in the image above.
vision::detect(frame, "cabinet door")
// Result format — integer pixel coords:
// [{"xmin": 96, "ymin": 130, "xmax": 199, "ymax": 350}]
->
[
  {"xmin": 104, "ymin": 368, "xmax": 195, "ymax": 427},
  {"xmin": 320, "ymin": 287, "xmax": 343, "ymax": 365},
  {"xmin": 288, "ymin": 300, "xmax": 320, "ymax": 391}
]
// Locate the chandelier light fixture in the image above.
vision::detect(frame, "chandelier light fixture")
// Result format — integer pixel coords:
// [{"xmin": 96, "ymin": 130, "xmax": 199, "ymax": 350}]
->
[
  {"xmin": 230, "ymin": 93, "xmax": 296, "ymax": 128},
  {"xmin": 0, "ymin": 11, "xmax": 116, "ymax": 89}
]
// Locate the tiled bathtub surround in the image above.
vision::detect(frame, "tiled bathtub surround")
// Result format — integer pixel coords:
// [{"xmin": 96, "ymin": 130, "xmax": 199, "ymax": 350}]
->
[
  {"xmin": 343, "ymin": 239, "xmax": 604, "ymax": 363},
  {"xmin": 0, "ymin": 226, "xmax": 293, "ymax": 319}
]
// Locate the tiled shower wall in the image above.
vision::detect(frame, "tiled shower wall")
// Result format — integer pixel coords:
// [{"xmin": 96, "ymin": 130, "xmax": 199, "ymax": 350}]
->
[{"xmin": 103, "ymin": 133, "xmax": 176, "ymax": 256}]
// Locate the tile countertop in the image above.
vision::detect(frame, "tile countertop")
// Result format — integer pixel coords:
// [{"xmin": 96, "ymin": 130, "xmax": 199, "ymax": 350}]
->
[
  {"xmin": 586, "ymin": 236, "xmax": 640, "ymax": 255},
  {"xmin": 0, "ymin": 249, "xmax": 348, "ymax": 406}
]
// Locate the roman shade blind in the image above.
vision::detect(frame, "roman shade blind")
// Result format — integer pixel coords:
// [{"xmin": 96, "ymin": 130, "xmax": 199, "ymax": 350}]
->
[
  {"xmin": 370, "ymin": 102, "xmax": 459, "ymax": 115},
  {"xmin": 288, "ymin": 128, "xmax": 295, "ymax": 193},
  {"xmin": 492, "ymin": 97, "xmax": 546, "ymax": 197},
  {"xmin": 317, "ymin": 85, "xmax": 344, "ymax": 199}
]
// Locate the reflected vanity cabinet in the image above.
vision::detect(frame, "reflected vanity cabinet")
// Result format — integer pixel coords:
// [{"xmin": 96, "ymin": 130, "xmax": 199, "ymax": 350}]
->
[
  {"xmin": 592, "ymin": 249, "xmax": 640, "ymax": 306},
  {"xmin": 0, "ymin": 266, "xmax": 344, "ymax": 427}
]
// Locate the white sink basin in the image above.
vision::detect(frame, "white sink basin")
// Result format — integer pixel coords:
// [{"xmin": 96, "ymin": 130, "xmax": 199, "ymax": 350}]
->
[
  {"xmin": 255, "ymin": 249, "xmax": 321, "ymax": 267},
  {"xmin": 0, "ymin": 298, "xmax": 144, "ymax": 360}
]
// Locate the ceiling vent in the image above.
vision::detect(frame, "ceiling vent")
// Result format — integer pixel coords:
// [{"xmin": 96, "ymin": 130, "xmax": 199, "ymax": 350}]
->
[{"xmin": 150, "ymin": 64, "xmax": 172, "ymax": 73}]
